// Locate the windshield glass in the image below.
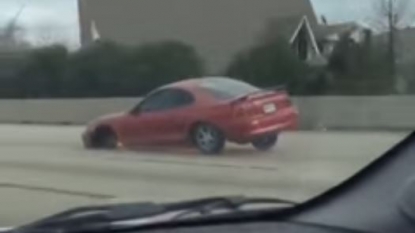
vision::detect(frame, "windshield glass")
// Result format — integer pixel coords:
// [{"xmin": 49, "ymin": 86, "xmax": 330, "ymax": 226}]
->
[{"xmin": 0, "ymin": 0, "xmax": 413, "ymax": 228}]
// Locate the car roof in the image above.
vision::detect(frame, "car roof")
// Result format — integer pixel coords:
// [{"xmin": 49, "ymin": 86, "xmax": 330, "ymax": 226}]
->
[{"xmin": 162, "ymin": 77, "xmax": 236, "ymax": 91}]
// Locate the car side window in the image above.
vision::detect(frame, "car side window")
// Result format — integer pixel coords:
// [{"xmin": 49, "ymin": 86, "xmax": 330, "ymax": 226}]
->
[{"xmin": 139, "ymin": 89, "xmax": 194, "ymax": 113}]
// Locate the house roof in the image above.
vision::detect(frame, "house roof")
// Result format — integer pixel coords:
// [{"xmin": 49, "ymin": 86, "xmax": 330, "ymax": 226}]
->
[
  {"xmin": 78, "ymin": 0, "xmax": 317, "ymax": 72},
  {"xmin": 314, "ymin": 22, "xmax": 361, "ymax": 40},
  {"xmin": 259, "ymin": 14, "xmax": 363, "ymax": 47},
  {"xmin": 258, "ymin": 15, "xmax": 309, "ymax": 43},
  {"xmin": 79, "ymin": 0, "xmax": 318, "ymax": 43}
]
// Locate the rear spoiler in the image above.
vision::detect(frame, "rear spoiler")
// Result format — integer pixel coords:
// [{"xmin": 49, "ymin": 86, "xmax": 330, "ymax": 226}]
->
[
  {"xmin": 230, "ymin": 85, "xmax": 287, "ymax": 103},
  {"xmin": 248, "ymin": 85, "xmax": 287, "ymax": 97},
  {"xmin": 263, "ymin": 85, "xmax": 286, "ymax": 92}
]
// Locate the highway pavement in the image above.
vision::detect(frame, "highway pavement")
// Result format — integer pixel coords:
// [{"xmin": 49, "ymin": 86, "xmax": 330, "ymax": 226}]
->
[{"xmin": 0, "ymin": 124, "xmax": 408, "ymax": 226}]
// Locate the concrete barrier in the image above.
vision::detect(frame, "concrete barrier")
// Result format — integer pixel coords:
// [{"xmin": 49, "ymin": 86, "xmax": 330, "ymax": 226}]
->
[
  {"xmin": 0, "ymin": 96, "xmax": 414, "ymax": 130},
  {"xmin": 0, "ymin": 98, "xmax": 140, "ymax": 125},
  {"xmin": 294, "ymin": 96, "xmax": 415, "ymax": 130}
]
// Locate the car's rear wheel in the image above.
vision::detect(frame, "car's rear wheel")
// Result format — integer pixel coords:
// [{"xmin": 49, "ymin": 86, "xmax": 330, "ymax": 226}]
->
[
  {"xmin": 192, "ymin": 123, "xmax": 225, "ymax": 155},
  {"xmin": 252, "ymin": 133, "xmax": 278, "ymax": 151},
  {"xmin": 92, "ymin": 127, "xmax": 118, "ymax": 149}
]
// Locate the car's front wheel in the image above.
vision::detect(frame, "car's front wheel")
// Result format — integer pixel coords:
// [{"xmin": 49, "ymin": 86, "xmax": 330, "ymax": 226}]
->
[
  {"xmin": 252, "ymin": 133, "xmax": 278, "ymax": 151},
  {"xmin": 92, "ymin": 127, "xmax": 118, "ymax": 149},
  {"xmin": 192, "ymin": 123, "xmax": 225, "ymax": 155}
]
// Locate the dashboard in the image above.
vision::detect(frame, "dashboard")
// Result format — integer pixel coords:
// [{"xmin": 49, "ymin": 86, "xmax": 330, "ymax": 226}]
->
[{"xmin": 140, "ymin": 221, "xmax": 362, "ymax": 233}]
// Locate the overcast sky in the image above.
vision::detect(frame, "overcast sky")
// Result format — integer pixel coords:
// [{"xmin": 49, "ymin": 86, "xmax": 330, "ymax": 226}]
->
[
  {"xmin": 313, "ymin": 0, "xmax": 415, "ymax": 26},
  {"xmin": 0, "ymin": 0, "xmax": 79, "ymax": 47},
  {"xmin": 0, "ymin": 0, "xmax": 414, "ymax": 48}
]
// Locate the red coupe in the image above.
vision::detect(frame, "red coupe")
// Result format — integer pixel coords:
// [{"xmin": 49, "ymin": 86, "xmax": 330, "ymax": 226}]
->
[{"xmin": 82, "ymin": 77, "xmax": 298, "ymax": 154}]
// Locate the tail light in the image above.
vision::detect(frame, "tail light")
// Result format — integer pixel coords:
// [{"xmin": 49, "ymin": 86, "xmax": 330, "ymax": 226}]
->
[
  {"xmin": 232, "ymin": 103, "xmax": 248, "ymax": 118},
  {"xmin": 282, "ymin": 97, "xmax": 292, "ymax": 107},
  {"xmin": 232, "ymin": 102, "xmax": 261, "ymax": 118},
  {"xmin": 274, "ymin": 93, "xmax": 291, "ymax": 108},
  {"xmin": 233, "ymin": 107, "xmax": 246, "ymax": 118},
  {"xmin": 231, "ymin": 90, "xmax": 291, "ymax": 118}
]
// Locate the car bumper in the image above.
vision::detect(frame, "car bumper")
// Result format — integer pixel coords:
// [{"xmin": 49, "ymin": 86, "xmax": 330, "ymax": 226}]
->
[
  {"xmin": 82, "ymin": 131, "xmax": 93, "ymax": 148},
  {"xmin": 246, "ymin": 117, "xmax": 297, "ymax": 136},
  {"xmin": 226, "ymin": 107, "xmax": 298, "ymax": 143}
]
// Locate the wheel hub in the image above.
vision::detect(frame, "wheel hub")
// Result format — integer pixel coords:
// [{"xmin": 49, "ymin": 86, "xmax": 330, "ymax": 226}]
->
[{"xmin": 196, "ymin": 126, "xmax": 216, "ymax": 150}]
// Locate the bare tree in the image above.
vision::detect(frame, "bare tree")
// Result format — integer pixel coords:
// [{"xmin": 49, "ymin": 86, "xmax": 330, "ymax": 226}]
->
[
  {"xmin": 30, "ymin": 24, "xmax": 71, "ymax": 47},
  {"xmin": 372, "ymin": 0, "xmax": 412, "ymax": 83},
  {"xmin": 0, "ymin": 3, "xmax": 30, "ymax": 51}
]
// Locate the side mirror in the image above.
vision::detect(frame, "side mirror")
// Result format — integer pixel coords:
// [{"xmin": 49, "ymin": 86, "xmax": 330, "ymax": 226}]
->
[
  {"xmin": 130, "ymin": 98, "xmax": 146, "ymax": 115},
  {"xmin": 128, "ymin": 109, "xmax": 140, "ymax": 116},
  {"xmin": 129, "ymin": 107, "xmax": 141, "ymax": 115}
]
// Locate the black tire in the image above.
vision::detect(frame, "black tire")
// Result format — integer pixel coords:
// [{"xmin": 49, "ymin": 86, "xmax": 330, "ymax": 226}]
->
[
  {"xmin": 252, "ymin": 133, "xmax": 278, "ymax": 151},
  {"xmin": 192, "ymin": 123, "xmax": 225, "ymax": 155},
  {"xmin": 92, "ymin": 128, "xmax": 118, "ymax": 149}
]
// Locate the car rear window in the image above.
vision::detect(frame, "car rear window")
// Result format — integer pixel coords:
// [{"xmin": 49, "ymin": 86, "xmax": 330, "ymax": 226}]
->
[{"xmin": 199, "ymin": 78, "xmax": 260, "ymax": 100}]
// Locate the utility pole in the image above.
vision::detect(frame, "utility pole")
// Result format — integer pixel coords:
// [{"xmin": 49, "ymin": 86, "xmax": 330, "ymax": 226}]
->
[{"xmin": 387, "ymin": 0, "xmax": 397, "ymax": 80}]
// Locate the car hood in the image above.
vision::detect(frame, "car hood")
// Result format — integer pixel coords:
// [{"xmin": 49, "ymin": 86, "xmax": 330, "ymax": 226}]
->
[
  {"xmin": 89, "ymin": 112, "xmax": 126, "ymax": 126},
  {"xmin": 284, "ymin": 131, "xmax": 415, "ymax": 233},
  {"xmin": 96, "ymin": 112, "xmax": 126, "ymax": 122},
  {"xmin": 85, "ymin": 112, "xmax": 127, "ymax": 133},
  {"xmin": 0, "ymin": 227, "xmax": 13, "ymax": 232}
]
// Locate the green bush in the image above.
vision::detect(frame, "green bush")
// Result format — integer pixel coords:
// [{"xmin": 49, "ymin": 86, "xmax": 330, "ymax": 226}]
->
[
  {"xmin": 0, "ymin": 36, "xmax": 398, "ymax": 98},
  {"xmin": 2, "ymin": 40, "xmax": 204, "ymax": 98},
  {"xmin": 327, "ymin": 35, "xmax": 394, "ymax": 95},
  {"xmin": 65, "ymin": 40, "xmax": 204, "ymax": 97},
  {"xmin": 64, "ymin": 41, "xmax": 129, "ymax": 97},
  {"xmin": 121, "ymin": 41, "xmax": 204, "ymax": 95},
  {"xmin": 16, "ymin": 45, "xmax": 68, "ymax": 98},
  {"xmin": 225, "ymin": 38, "xmax": 317, "ymax": 95}
]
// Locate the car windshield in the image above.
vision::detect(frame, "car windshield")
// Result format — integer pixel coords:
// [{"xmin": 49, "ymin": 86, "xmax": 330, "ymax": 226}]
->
[
  {"xmin": 199, "ymin": 78, "xmax": 260, "ymax": 100},
  {"xmin": 0, "ymin": 0, "xmax": 413, "ymax": 230}
]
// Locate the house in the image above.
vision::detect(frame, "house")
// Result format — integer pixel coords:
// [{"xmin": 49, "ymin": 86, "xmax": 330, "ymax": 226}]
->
[
  {"xmin": 78, "ymin": 0, "xmax": 318, "ymax": 73},
  {"xmin": 78, "ymin": 0, "xmax": 373, "ymax": 73},
  {"xmin": 260, "ymin": 16, "xmax": 372, "ymax": 66},
  {"xmin": 259, "ymin": 15, "xmax": 324, "ymax": 65},
  {"xmin": 315, "ymin": 22, "xmax": 370, "ymax": 57}
]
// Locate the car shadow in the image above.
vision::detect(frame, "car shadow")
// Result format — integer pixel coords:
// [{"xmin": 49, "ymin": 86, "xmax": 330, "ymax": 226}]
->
[
  {"xmin": 122, "ymin": 144, "xmax": 273, "ymax": 158},
  {"xmin": 80, "ymin": 145, "xmax": 279, "ymax": 172}
]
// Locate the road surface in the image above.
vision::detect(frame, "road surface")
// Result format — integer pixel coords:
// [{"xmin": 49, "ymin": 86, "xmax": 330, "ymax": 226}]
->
[{"xmin": 0, "ymin": 124, "xmax": 408, "ymax": 226}]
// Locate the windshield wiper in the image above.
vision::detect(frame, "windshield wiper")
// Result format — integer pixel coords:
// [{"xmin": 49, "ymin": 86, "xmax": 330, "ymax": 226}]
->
[
  {"xmin": 166, "ymin": 196, "xmax": 295, "ymax": 220},
  {"xmin": 14, "ymin": 196, "xmax": 296, "ymax": 233}
]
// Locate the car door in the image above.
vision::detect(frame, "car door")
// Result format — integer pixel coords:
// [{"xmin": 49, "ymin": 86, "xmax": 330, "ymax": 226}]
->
[
  {"xmin": 124, "ymin": 88, "xmax": 195, "ymax": 145},
  {"xmin": 158, "ymin": 89, "xmax": 195, "ymax": 143}
]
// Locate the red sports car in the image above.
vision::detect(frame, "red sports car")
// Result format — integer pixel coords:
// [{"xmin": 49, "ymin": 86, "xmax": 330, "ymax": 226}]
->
[{"xmin": 82, "ymin": 77, "xmax": 298, "ymax": 154}]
